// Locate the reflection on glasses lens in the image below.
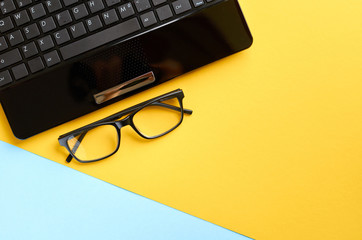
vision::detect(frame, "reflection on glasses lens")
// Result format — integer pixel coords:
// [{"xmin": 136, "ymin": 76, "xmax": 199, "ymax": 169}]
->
[
  {"xmin": 67, "ymin": 124, "xmax": 119, "ymax": 161},
  {"xmin": 132, "ymin": 98, "xmax": 182, "ymax": 138}
]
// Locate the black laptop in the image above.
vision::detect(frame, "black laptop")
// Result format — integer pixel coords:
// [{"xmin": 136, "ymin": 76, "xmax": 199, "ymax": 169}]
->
[{"xmin": 0, "ymin": 0, "xmax": 252, "ymax": 139}]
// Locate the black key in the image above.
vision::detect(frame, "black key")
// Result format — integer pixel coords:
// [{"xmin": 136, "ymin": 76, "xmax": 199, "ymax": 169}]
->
[
  {"xmin": 192, "ymin": 0, "xmax": 204, "ymax": 7},
  {"xmin": 0, "ymin": 16, "xmax": 14, "ymax": 33},
  {"xmin": 102, "ymin": 9, "xmax": 118, "ymax": 25},
  {"xmin": 60, "ymin": 18, "xmax": 141, "ymax": 60},
  {"xmin": 23, "ymin": 23, "xmax": 40, "ymax": 39},
  {"xmin": 0, "ymin": 49, "xmax": 22, "ymax": 69},
  {"xmin": 118, "ymin": 3, "xmax": 135, "ymax": 19},
  {"xmin": 140, "ymin": 11, "xmax": 157, "ymax": 28},
  {"xmin": 172, "ymin": 0, "xmax": 192, "ymax": 14},
  {"xmin": 69, "ymin": 22, "xmax": 86, "ymax": 38},
  {"xmin": 0, "ymin": 37, "xmax": 8, "ymax": 52},
  {"xmin": 13, "ymin": 10, "xmax": 30, "ymax": 26},
  {"xmin": 7, "ymin": 30, "xmax": 24, "ymax": 46},
  {"xmin": 29, "ymin": 3, "xmax": 46, "ymax": 20},
  {"xmin": 22, "ymin": 42, "xmax": 38, "ymax": 58},
  {"xmin": 54, "ymin": 29, "xmax": 71, "ymax": 45},
  {"xmin": 72, "ymin": 4, "xmax": 89, "ymax": 20},
  {"xmin": 56, "ymin": 10, "xmax": 73, "ymax": 26},
  {"xmin": 45, "ymin": 0, "xmax": 62, "ymax": 13},
  {"xmin": 15, "ymin": 0, "xmax": 32, "ymax": 8},
  {"xmin": 37, "ymin": 35, "xmax": 54, "ymax": 51},
  {"xmin": 152, "ymin": 0, "xmax": 166, "ymax": 6},
  {"xmin": 156, "ymin": 5, "xmax": 173, "ymax": 21},
  {"xmin": 134, "ymin": 0, "xmax": 151, "ymax": 12},
  {"xmin": 0, "ymin": 0, "xmax": 16, "ymax": 14},
  {"xmin": 85, "ymin": 15, "xmax": 102, "ymax": 32},
  {"xmin": 0, "ymin": 70, "xmax": 12, "ymax": 87},
  {"xmin": 28, "ymin": 57, "xmax": 45, "ymax": 73},
  {"xmin": 43, "ymin": 50, "xmax": 61, "ymax": 67},
  {"xmin": 12, "ymin": 63, "xmax": 29, "ymax": 80},
  {"xmin": 62, "ymin": 0, "xmax": 78, "ymax": 6},
  {"xmin": 39, "ymin": 17, "xmax": 57, "ymax": 33},
  {"xmin": 88, "ymin": 0, "xmax": 105, "ymax": 13},
  {"xmin": 105, "ymin": 0, "xmax": 120, "ymax": 7}
]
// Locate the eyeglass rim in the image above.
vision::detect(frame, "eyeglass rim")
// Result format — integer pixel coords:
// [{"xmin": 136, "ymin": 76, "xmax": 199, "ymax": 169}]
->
[
  {"xmin": 61, "ymin": 98, "xmax": 185, "ymax": 162},
  {"xmin": 62, "ymin": 122, "xmax": 121, "ymax": 163},
  {"xmin": 58, "ymin": 89, "xmax": 190, "ymax": 163},
  {"xmin": 129, "ymin": 96, "xmax": 185, "ymax": 139}
]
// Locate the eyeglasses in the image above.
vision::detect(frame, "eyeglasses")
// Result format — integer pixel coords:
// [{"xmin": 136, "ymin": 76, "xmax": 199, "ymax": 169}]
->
[{"xmin": 58, "ymin": 89, "xmax": 192, "ymax": 163}]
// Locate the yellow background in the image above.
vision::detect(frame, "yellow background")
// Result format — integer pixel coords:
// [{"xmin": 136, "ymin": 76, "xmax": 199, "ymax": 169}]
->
[{"xmin": 1, "ymin": 0, "xmax": 361, "ymax": 239}]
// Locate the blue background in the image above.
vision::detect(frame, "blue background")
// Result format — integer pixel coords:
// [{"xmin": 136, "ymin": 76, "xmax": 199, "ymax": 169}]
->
[{"xmin": 0, "ymin": 140, "xmax": 251, "ymax": 240}]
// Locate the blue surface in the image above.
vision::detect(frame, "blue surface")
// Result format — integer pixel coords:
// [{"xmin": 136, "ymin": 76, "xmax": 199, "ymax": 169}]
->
[{"xmin": 0, "ymin": 140, "xmax": 252, "ymax": 240}]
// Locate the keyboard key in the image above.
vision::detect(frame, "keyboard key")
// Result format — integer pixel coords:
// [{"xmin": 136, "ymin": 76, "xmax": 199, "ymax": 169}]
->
[
  {"xmin": 0, "ymin": 16, "xmax": 15, "ymax": 33},
  {"xmin": 22, "ymin": 42, "xmax": 39, "ymax": 58},
  {"xmin": 60, "ymin": 18, "xmax": 141, "ymax": 60},
  {"xmin": 29, "ymin": 3, "xmax": 47, "ymax": 20},
  {"xmin": 152, "ymin": 0, "xmax": 166, "ymax": 6},
  {"xmin": 156, "ymin": 5, "xmax": 173, "ymax": 21},
  {"xmin": 134, "ymin": 0, "xmax": 151, "ymax": 12},
  {"xmin": 69, "ymin": 22, "xmax": 87, "ymax": 38},
  {"xmin": 37, "ymin": 35, "xmax": 54, "ymax": 51},
  {"xmin": 172, "ymin": 0, "xmax": 192, "ymax": 14},
  {"xmin": 39, "ymin": 17, "xmax": 57, "ymax": 33},
  {"xmin": 0, "ymin": 70, "xmax": 12, "ymax": 87},
  {"xmin": 15, "ymin": 0, "xmax": 32, "ymax": 8},
  {"xmin": 86, "ymin": 15, "xmax": 103, "ymax": 32},
  {"xmin": 12, "ymin": 63, "xmax": 29, "ymax": 80},
  {"xmin": 0, "ymin": 0, "xmax": 16, "ymax": 14},
  {"xmin": 0, "ymin": 49, "xmax": 22, "ymax": 70},
  {"xmin": 54, "ymin": 29, "xmax": 71, "ymax": 45},
  {"xmin": 192, "ymin": 0, "xmax": 204, "ymax": 7},
  {"xmin": 118, "ymin": 3, "xmax": 135, "ymax": 19},
  {"xmin": 72, "ymin": 4, "xmax": 89, "ymax": 20},
  {"xmin": 13, "ymin": 10, "xmax": 30, "ymax": 26},
  {"xmin": 23, "ymin": 23, "xmax": 40, "ymax": 39},
  {"xmin": 62, "ymin": 0, "xmax": 78, "ymax": 6},
  {"xmin": 88, "ymin": 0, "xmax": 105, "ymax": 13},
  {"xmin": 140, "ymin": 11, "xmax": 157, "ymax": 28},
  {"xmin": 56, "ymin": 10, "xmax": 73, "ymax": 27},
  {"xmin": 45, "ymin": 0, "xmax": 62, "ymax": 13},
  {"xmin": 43, "ymin": 50, "xmax": 61, "ymax": 67},
  {"xmin": 102, "ymin": 9, "xmax": 119, "ymax": 25},
  {"xmin": 7, "ymin": 30, "xmax": 24, "ymax": 46},
  {"xmin": 105, "ymin": 0, "xmax": 120, "ymax": 7},
  {"xmin": 28, "ymin": 57, "xmax": 45, "ymax": 73},
  {"xmin": 0, "ymin": 37, "xmax": 8, "ymax": 52}
]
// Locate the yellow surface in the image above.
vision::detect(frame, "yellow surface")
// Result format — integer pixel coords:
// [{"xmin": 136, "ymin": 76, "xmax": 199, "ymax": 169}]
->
[{"xmin": 1, "ymin": 0, "xmax": 362, "ymax": 239}]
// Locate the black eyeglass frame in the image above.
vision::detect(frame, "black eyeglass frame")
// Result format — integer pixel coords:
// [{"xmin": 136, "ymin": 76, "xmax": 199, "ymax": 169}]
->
[{"xmin": 58, "ymin": 89, "xmax": 192, "ymax": 163}]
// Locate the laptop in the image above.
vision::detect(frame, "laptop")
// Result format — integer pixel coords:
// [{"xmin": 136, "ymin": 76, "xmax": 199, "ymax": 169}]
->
[{"xmin": 0, "ymin": 0, "xmax": 252, "ymax": 139}]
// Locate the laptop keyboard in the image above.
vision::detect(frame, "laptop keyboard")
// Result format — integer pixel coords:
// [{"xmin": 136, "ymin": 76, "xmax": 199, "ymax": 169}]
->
[{"xmin": 0, "ymin": 0, "xmax": 217, "ymax": 88}]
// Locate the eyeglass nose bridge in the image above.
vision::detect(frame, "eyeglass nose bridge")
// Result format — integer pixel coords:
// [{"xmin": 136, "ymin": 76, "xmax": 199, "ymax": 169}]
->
[{"xmin": 115, "ymin": 116, "xmax": 132, "ymax": 129}]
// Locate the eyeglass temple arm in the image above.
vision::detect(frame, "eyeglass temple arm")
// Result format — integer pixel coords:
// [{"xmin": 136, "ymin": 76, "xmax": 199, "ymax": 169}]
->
[
  {"xmin": 151, "ymin": 102, "xmax": 193, "ymax": 115},
  {"xmin": 65, "ymin": 102, "xmax": 192, "ymax": 162},
  {"xmin": 61, "ymin": 89, "xmax": 188, "ymax": 137},
  {"xmin": 65, "ymin": 130, "xmax": 88, "ymax": 163},
  {"xmin": 95, "ymin": 101, "xmax": 192, "ymax": 125}
]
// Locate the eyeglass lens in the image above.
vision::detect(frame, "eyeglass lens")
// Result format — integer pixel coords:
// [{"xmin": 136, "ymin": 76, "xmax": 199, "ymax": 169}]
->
[
  {"xmin": 67, "ymin": 124, "xmax": 119, "ymax": 161},
  {"xmin": 133, "ymin": 98, "xmax": 182, "ymax": 138}
]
